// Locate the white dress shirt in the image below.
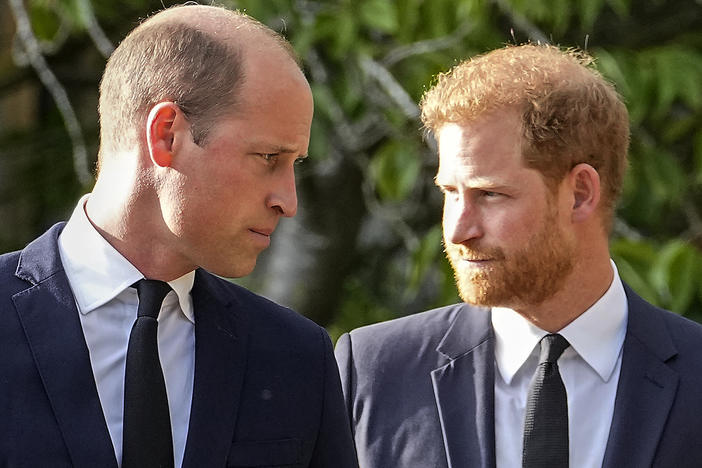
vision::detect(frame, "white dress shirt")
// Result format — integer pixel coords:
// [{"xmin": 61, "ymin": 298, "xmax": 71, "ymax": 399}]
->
[
  {"xmin": 57, "ymin": 195, "xmax": 196, "ymax": 468},
  {"xmin": 492, "ymin": 261, "xmax": 628, "ymax": 468}
]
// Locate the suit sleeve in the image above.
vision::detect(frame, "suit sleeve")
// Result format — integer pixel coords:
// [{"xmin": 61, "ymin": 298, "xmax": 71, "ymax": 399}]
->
[
  {"xmin": 309, "ymin": 329, "xmax": 359, "ymax": 468},
  {"xmin": 334, "ymin": 332, "xmax": 354, "ymax": 417}
]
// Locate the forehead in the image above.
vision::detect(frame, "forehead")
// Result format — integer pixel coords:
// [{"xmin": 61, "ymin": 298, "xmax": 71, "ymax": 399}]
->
[
  {"xmin": 206, "ymin": 83, "xmax": 312, "ymax": 158},
  {"xmin": 435, "ymin": 110, "xmax": 526, "ymax": 181},
  {"xmin": 206, "ymin": 47, "xmax": 312, "ymax": 144},
  {"xmin": 238, "ymin": 48, "xmax": 312, "ymax": 116}
]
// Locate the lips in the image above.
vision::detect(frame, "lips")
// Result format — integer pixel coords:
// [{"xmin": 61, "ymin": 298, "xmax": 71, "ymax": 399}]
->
[
  {"xmin": 460, "ymin": 258, "xmax": 495, "ymax": 265},
  {"xmin": 249, "ymin": 227, "xmax": 274, "ymax": 237},
  {"xmin": 453, "ymin": 247, "xmax": 505, "ymax": 262},
  {"xmin": 248, "ymin": 228, "xmax": 273, "ymax": 249}
]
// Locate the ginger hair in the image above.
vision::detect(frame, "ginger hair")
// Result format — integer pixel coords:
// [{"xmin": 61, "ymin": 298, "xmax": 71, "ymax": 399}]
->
[{"xmin": 420, "ymin": 44, "xmax": 629, "ymax": 226}]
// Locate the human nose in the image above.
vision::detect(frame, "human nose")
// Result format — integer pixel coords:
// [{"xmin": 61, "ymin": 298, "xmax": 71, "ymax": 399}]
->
[
  {"xmin": 268, "ymin": 166, "xmax": 298, "ymax": 217},
  {"xmin": 443, "ymin": 195, "xmax": 483, "ymax": 244}
]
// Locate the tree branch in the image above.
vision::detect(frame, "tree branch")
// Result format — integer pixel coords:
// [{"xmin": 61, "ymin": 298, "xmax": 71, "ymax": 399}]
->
[
  {"xmin": 359, "ymin": 56, "xmax": 419, "ymax": 120},
  {"xmin": 76, "ymin": 0, "xmax": 115, "ymax": 58},
  {"xmin": 492, "ymin": 0, "xmax": 550, "ymax": 44},
  {"xmin": 382, "ymin": 21, "xmax": 474, "ymax": 67},
  {"xmin": 8, "ymin": 0, "xmax": 93, "ymax": 186}
]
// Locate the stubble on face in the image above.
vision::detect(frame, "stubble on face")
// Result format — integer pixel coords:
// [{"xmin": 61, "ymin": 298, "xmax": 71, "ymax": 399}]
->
[{"xmin": 446, "ymin": 198, "xmax": 575, "ymax": 309}]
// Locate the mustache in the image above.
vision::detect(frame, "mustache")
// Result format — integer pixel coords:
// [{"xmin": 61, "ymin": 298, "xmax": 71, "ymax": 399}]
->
[{"xmin": 445, "ymin": 241, "xmax": 506, "ymax": 261}]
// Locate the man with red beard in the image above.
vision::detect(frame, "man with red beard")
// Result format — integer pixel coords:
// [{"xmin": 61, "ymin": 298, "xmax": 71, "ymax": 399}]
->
[{"xmin": 335, "ymin": 44, "xmax": 702, "ymax": 468}]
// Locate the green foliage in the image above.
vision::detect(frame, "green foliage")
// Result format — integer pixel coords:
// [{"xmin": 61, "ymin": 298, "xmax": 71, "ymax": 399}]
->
[
  {"xmin": 612, "ymin": 239, "xmax": 702, "ymax": 322},
  {"xmin": 370, "ymin": 140, "xmax": 420, "ymax": 201},
  {"xmin": 360, "ymin": 0, "xmax": 398, "ymax": 34},
  {"xmin": 28, "ymin": 1, "xmax": 62, "ymax": 41},
  {"xmin": 610, "ymin": 238, "xmax": 658, "ymax": 303},
  {"xmin": 578, "ymin": 0, "xmax": 606, "ymax": 31},
  {"xmin": 695, "ymin": 130, "xmax": 702, "ymax": 185},
  {"xmin": 326, "ymin": 277, "xmax": 395, "ymax": 343},
  {"xmin": 3, "ymin": 0, "xmax": 702, "ymax": 334},
  {"xmin": 409, "ymin": 225, "xmax": 443, "ymax": 291}
]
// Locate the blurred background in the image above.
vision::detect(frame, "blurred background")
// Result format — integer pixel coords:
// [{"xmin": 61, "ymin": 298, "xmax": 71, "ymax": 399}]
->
[{"xmin": 1, "ymin": 0, "xmax": 701, "ymax": 339}]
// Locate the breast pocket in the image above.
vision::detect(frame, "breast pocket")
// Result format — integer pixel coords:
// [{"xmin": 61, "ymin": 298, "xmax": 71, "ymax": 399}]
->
[{"xmin": 227, "ymin": 438, "xmax": 302, "ymax": 467}]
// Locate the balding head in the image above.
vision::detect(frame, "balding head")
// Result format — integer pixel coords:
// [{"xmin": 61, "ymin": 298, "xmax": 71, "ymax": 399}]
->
[{"xmin": 97, "ymin": 4, "xmax": 301, "ymax": 170}]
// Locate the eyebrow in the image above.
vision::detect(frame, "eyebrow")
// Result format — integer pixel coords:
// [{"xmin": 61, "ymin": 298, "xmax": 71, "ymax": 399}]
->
[
  {"xmin": 434, "ymin": 174, "xmax": 512, "ymax": 191},
  {"xmin": 259, "ymin": 144, "xmax": 308, "ymax": 159},
  {"xmin": 272, "ymin": 145, "xmax": 299, "ymax": 154}
]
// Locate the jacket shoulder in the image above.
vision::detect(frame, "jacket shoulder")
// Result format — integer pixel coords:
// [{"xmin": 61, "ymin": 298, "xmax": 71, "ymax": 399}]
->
[
  {"xmin": 0, "ymin": 250, "xmax": 24, "ymax": 296},
  {"xmin": 625, "ymin": 284, "xmax": 702, "ymax": 354},
  {"xmin": 654, "ymin": 306, "xmax": 702, "ymax": 355},
  {"xmin": 349, "ymin": 303, "xmax": 471, "ymax": 339},
  {"xmin": 0, "ymin": 249, "xmax": 21, "ymax": 274},
  {"xmin": 343, "ymin": 303, "xmax": 484, "ymax": 364}
]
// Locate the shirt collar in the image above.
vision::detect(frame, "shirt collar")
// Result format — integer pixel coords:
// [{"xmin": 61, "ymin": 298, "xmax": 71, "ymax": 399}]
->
[
  {"xmin": 492, "ymin": 260, "xmax": 628, "ymax": 384},
  {"xmin": 57, "ymin": 194, "xmax": 195, "ymax": 322}
]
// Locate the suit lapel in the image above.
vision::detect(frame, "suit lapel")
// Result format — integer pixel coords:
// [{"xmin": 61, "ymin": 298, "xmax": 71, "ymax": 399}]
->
[
  {"xmin": 602, "ymin": 285, "xmax": 679, "ymax": 468},
  {"xmin": 13, "ymin": 223, "xmax": 118, "ymax": 468},
  {"xmin": 431, "ymin": 305, "xmax": 496, "ymax": 468},
  {"xmin": 182, "ymin": 270, "xmax": 249, "ymax": 468}
]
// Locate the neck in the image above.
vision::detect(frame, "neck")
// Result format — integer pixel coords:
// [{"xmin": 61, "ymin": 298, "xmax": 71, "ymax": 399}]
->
[{"xmin": 86, "ymin": 166, "xmax": 194, "ymax": 281}]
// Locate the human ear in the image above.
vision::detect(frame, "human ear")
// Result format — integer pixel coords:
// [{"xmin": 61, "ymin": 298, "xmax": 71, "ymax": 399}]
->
[
  {"xmin": 146, "ymin": 102, "xmax": 178, "ymax": 167},
  {"xmin": 569, "ymin": 163, "xmax": 601, "ymax": 223}
]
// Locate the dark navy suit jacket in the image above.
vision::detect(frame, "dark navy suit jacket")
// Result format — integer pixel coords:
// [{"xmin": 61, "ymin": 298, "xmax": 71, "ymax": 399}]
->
[
  {"xmin": 1, "ymin": 223, "xmax": 358, "ymax": 468},
  {"xmin": 336, "ymin": 286, "xmax": 702, "ymax": 468}
]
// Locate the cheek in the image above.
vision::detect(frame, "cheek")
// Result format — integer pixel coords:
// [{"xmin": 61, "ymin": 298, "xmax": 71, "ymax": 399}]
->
[
  {"xmin": 157, "ymin": 175, "xmax": 188, "ymax": 233},
  {"xmin": 483, "ymin": 207, "xmax": 534, "ymax": 247},
  {"xmin": 441, "ymin": 202, "xmax": 456, "ymax": 242},
  {"xmin": 159, "ymin": 174, "xmax": 222, "ymax": 239}
]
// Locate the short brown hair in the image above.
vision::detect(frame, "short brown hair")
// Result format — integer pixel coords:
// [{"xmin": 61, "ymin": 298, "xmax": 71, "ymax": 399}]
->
[
  {"xmin": 420, "ymin": 44, "xmax": 630, "ymax": 223},
  {"xmin": 97, "ymin": 5, "xmax": 297, "ymax": 166}
]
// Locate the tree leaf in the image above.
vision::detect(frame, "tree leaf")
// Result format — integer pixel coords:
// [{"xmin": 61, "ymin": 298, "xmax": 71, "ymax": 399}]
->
[
  {"xmin": 649, "ymin": 240, "xmax": 702, "ymax": 314},
  {"xmin": 551, "ymin": 0, "xmax": 573, "ymax": 35},
  {"xmin": 370, "ymin": 140, "xmax": 421, "ymax": 200},
  {"xmin": 610, "ymin": 238, "xmax": 659, "ymax": 305},
  {"xmin": 28, "ymin": 1, "xmax": 62, "ymax": 42},
  {"xmin": 409, "ymin": 225, "xmax": 443, "ymax": 290},
  {"xmin": 395, "ymin": 0, "xmax": 421, "ymax": 42},
  {"xmin": 578, "ymin": 0, "xmax": 606, "ymax": 31},
  {"xmin": 593, "ymin": 48, "xmax": 631, "ymax": 98},
  {"xmin": 607, "ymin": 0, "xmax": 631, "ymax": 17},
  {"xmin": 694, "ymin": 130, "xmax": 702, "ymax": 186},
  {"xmin": 314, "ymin": 8, "xmax": 358, "ymax": 58},
  {"xmin": 360, "ymin": 0, "xmax": 399, "ymax": 34}
]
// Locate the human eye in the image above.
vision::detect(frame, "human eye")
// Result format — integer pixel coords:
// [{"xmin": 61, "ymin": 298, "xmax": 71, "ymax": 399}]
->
[
  {"xmin": 479, "ymin": 189, "xmax": 507, "ymax": 200},
  {"xmin": 257, "ymin": 153, "xmax": 279, "ymax": 163},
  {"xmin": 294, "ymin": 156, "xmax": 307, "ymax": 165},
  {"xmin": 438, "ymin": 185, "xmax": 459, "ymax": 198}
]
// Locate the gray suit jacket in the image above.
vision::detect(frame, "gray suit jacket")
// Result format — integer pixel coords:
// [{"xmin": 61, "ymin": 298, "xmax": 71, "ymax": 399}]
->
[{"xmin": 336, "ymin": 285, "xmax": 702, "ymax": 467}]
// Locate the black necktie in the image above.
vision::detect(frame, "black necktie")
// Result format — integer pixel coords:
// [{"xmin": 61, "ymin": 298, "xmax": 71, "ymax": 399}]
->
[
  {"xmin": 122, "ymin": 279, "xmax": 175, "ymax": 468},
  {"xmin": 522, "ymin": 333, "xmax": 570, "ymax": 468}
]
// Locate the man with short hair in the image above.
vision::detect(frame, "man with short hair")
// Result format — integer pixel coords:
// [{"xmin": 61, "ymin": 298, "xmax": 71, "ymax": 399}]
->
[
  {"xmin": 0, "ymin": 5, "xmax": 357, "ymax": 467},
  {"xmin": 336, "ymin": 44, "xmax": 702, "ymax": 468}
]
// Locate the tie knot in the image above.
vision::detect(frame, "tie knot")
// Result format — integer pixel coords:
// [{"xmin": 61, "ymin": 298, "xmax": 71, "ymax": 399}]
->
[
  {"xmin": 538, "ymin": 334, "xmax": 570, "ymax": 364},
  {"xmin": 133, "ymin": 279, "xmax": 172, "ymax": 319}
]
